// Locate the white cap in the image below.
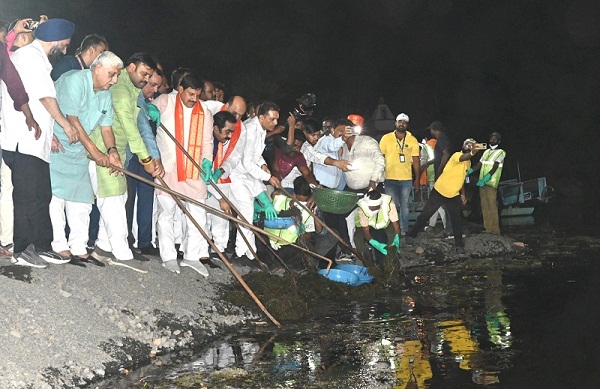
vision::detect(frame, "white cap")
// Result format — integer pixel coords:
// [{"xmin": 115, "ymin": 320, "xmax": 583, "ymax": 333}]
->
[{"xmin": 396, "ymin": 113, "xmax": 409, "ymax": 122}]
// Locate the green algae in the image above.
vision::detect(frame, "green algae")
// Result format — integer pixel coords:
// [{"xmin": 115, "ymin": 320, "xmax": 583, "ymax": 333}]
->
[{"xmin": 222, "ymin": 253, "xmax": 406, "ymax": 323}]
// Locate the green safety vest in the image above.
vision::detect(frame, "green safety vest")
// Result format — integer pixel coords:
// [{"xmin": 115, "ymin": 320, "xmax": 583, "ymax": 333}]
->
[
  {"xmin": 355, "ymin": 194, "xmax": 393, "ymax": 229},
  {"xmin": 479, "ymin": 148, "xmax": 506, "ymax": 188},
  {"xmin": 264, "ymin": 195, "xmax": 312, "ymax": 248}
]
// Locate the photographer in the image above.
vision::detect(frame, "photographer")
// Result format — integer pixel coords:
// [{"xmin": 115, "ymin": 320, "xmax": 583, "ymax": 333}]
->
[
  {"xmin": 5, "ymin": 16, "xmax": 48, "ymax": 56},
  {"xmin": 407, "ymin": 138, "xmax": 485, "ymax": 252}
]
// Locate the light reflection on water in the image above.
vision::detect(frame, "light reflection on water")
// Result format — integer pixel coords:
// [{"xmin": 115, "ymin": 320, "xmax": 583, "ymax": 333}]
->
[{"xmin": 145, "ymin": 268, "xmax": 518, "ymax": 388}]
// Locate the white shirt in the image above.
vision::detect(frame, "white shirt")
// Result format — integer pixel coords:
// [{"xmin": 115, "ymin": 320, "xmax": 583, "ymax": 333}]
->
[
  {"xmin": 343, "ymin": 135, "xmax": 385, "ymax": 190},
  {"xmin": 301, "ymin": 141, "xmax": 327, "ymax": 167},
  {"xmin": 313, "ymin": 134, "xmax": 344, "ymax": 189},
  {"xmin": 1, "ymin": 40, "xmax": 55, "ymax": 162},
  {"xmin": 204, "ymin": 100, "xmax": 224, "ymax": 116},
  {"xmin": 236, "ymin": 116, "xmax": 271, "ymax": 182}
]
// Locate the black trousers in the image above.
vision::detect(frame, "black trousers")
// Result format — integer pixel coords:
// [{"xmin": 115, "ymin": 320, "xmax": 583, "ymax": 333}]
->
[
  {"xmin": 408, "ymin": 188, "xmax": 464, "ymax": 247},
  {"xmin": 2, "ymin": 149, "xmax": 53, "ymax": 254}
]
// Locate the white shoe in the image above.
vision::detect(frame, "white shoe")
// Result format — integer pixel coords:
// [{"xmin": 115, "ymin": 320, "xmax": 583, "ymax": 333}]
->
[
  {"xmin": 162, "ymin": 259, "xmax": 180, "ymax": 274},
  {"xmin": 181, "ymin": 260, "xmax": 209, "ymax": 277}
]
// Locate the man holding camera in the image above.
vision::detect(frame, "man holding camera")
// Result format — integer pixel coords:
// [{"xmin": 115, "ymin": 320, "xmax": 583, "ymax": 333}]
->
[
  {"xmin": 379, "ymin": 113, "xmax": 420, "ymax": 236},
  {"xmin": 407, "ymin": 138, "xmax": 484, "ymax": 251}
]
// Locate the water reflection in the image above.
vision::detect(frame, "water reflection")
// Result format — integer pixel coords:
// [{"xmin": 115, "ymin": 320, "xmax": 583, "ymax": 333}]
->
[{"xmin": 145, "ymin": 268, "xmax": 517, "ymax": 388}]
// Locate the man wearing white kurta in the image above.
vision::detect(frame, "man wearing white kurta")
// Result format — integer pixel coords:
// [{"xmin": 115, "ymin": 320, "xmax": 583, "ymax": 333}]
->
[
  {"xmin": 205, "ymin": 97, "xmax": 246, "ymax": 254},
  {"xmin": 153, "ymin": 73, "xmax": 214, "ymax": 276},
  {"xmin": 229, "ymin": 101, "xmax": 282, "ymax": 263},
  {"xmin": 0, "ymin": 19, "xmax": 77, "ymax": 268}
]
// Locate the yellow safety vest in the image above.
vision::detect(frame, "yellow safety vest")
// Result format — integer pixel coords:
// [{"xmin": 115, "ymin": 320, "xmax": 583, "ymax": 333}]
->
[
  {"xmin": 355, "ymin": 194, "xmax": 392, "ymax": 229},
  {"xmin": 264, "ymin": 195, "xmax": 311, "ymax": 248},
  {"xmin": 479, "ymin": 148, "xmax": 506, "ymax": 188}
]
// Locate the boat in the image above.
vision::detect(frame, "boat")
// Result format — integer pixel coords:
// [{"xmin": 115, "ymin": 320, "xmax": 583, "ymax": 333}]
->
[
  {"xmin": 497, "ymin": 160, "xmax": 553, "ymax": 217},
  {"xmin": 498, "ymin": 177, "xmax": 553, "ymax": 217},
  {"xmin": 405, "ymin": 174, "xmax": 553, "ymax": 221}
]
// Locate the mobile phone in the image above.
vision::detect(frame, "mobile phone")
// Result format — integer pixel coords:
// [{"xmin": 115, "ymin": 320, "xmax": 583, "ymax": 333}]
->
[{"xmin": 475, "ymin": 143, "xmax": 487, "ymax": 150}]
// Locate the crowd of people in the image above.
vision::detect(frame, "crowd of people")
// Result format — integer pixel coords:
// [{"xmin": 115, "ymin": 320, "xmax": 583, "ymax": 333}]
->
[{"xmin": 0, "ymin": 15, "xmax": 507, "ymax": 276}]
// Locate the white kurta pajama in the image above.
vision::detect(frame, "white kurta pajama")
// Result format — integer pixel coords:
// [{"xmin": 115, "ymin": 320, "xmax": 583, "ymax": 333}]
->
[
  {"xmin": 228, "ymin": 116, "xmax": 269, "ymax": 259},
  {"xmin": 153, "ymin": 93, "xmax": 214, "ymax": 263},
  {"xmin": 205, "ymin": 120, "xmax": 245, "ymax": 252}
]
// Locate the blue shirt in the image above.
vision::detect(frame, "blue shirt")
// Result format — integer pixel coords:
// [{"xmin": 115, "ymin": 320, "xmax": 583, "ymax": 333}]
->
[
  {"xmin": 50, "ymin": 69, "xmax": 113, "ymax": 203},
  {"xmin": 125, "ymin": 92, "xmax": 161, "ymax": 167}
]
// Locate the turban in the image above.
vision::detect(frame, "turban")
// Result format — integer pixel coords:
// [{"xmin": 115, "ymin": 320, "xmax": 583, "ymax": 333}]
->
[{"xmin": 34, "ymin": 18, "xmax": 75, "ymax": 42}]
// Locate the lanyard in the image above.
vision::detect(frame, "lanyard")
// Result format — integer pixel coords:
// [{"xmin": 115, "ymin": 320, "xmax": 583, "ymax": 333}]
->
[{"xmin": 396, "ymin": 134, "xmax": 406, "ymax": 154}]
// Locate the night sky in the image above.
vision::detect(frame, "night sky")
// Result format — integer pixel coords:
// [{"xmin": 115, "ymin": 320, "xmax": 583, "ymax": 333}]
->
[{"xmin": 2, "ymin": 0, "xmax": 599, "ymax": 229}]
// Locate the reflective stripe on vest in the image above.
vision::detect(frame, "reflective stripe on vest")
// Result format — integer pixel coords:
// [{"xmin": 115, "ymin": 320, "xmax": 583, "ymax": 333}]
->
[
  {"xmin": 266, "ymin": 195, "xmax": 311, "ymax": 247},
  {"xmin": 479, "ymin": 149, "xmax": 505, "ymax": 188},
  {"xmin": 356, "ymin": 194, "xmax": 392, "ymax": 229}
]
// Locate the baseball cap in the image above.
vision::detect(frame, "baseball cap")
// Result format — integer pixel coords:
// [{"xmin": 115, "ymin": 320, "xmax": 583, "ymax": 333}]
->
[
  {"xmin": 396, "ymin": 113, "xmax": 409, "ymax": 122},
  {"xmin": 427, "ymin": 121, "xmax": 444, "ymax": 131}
]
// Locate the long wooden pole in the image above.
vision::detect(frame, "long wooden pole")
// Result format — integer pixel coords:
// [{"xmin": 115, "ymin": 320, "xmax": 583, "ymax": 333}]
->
[
  {"xmin": 112, "ymin": 165, "xmax": 333, "ymax": 272},
  {"xmin": 159, "ymin": 123, "xmax": 293, "ymax": 275},
  {"xmin": 157, "ymin": 176, "xmax": 282, "ymax": 328}
]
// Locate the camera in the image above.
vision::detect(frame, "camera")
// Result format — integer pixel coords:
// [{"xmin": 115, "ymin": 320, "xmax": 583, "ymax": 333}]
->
[
  {"xmin": 351, "ymin": 125, "xmax": 362, "ymax": 135},
  {"xmin": 25, "ymin": 20, "xmax": 39, "ymax": 30},
  {"xmin": 292, "ymin": 93, "xmax": 316, "ymax": 120}
]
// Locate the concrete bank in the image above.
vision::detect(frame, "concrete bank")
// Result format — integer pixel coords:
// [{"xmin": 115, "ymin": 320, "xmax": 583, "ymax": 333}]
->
[{"xmin": 0, "ymin": 255, "xmax": 259, "ymax": 389}]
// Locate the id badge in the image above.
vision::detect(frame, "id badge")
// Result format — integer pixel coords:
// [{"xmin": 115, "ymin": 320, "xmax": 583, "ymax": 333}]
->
[{"xmin": 399, "ymin": 154, "xmax": 406, "ymax": 163}]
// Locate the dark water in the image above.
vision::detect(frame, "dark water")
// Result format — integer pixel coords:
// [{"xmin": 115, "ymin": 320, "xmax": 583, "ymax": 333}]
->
[{"xmin": 102, "ymin": 220, "xmax": 600, "ymax": 388}]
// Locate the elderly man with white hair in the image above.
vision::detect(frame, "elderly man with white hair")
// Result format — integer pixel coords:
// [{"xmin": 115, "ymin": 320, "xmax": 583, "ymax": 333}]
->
[{"xmin": 49, "ymin": 51, "xmax": 124, "ymax": 267}]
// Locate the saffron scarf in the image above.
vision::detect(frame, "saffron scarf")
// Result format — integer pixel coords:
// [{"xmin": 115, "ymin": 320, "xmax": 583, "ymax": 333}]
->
[
  {"xmin": 175, "ymin": 95, "xmax": 204, "ymax": 181},
  {"xmin": 213, "ymin": 105, "xmax": 242, "ymax": 183}
]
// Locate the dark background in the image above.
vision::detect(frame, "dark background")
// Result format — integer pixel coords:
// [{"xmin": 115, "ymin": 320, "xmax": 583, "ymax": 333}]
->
[{"xmin": 2, "ymin": 0, "xmax": 599, "ymax": 231}]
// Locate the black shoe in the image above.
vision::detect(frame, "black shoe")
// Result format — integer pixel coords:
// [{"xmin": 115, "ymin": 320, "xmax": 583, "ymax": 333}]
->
[
  {"xmin": 68, "ymin": 255, "xmax": 87, "ymax": 267},
  {"xmin": 200, "ymin": 257, "xmax": 222, "ymax": 269},
  {"xmin": 236, "ymin": 255, "xmax": 261, "ymax": 270},
  {"xmin": 76, "ymin": 255, "xmax": 106, "ymax": 267},
  {"xmin": 139, "ymin": 245, "xmax": 160, "ymax": 256},
  {"xmin": 132, "ymin": 251, "xmax": 150, "ymax": 262}
]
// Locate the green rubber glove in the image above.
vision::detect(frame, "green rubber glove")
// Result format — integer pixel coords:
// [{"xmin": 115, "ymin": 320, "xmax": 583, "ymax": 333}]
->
[
  {"xmin": 392, "ymin": 234, "xmax": 400, "ymax": 250},
  {"xmin": 211, "ymin": 168, "xmax": 224, "ymax": 183},
  {"xmin": 477, "ymin": 173, "xmax": 492, "ymax": 187},
  {"xmin": 200, "ymin": 158, "xmax": 213, "ymax": 183},
  {"xmin": 257, "ymin": 192, "xmax": 278, "ymax": 220},
  {"xmin": 467, "ymin": 168, "xmax": 473, "ymax": 175},
  {"xmin": 147, "ymin": 103, "xmax": 161, "ymax": 126},
  {"xmin": 369, "ymin": 239, "xmax": 388, "ymax": 255}
]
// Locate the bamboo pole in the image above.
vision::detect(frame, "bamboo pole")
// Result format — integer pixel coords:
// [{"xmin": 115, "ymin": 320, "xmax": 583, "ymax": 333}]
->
[
  {"xmin": 157, "ymin": 176, "xmax": 282, "ymax": 328},
  {"xmin": 158, "ymin": 123, "xmax": 293, "ymax": 275},
  {"xmin": 111, "ymin": 165, "xmax": 333, "ymax": 272}
]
